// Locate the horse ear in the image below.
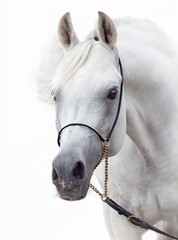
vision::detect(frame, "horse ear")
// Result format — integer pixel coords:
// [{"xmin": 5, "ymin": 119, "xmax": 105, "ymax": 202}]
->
[
  {"xmin": 58, "ymin": 12, "xmax": 79, "ymax": 50},
  {"xmin": 97, "ymin": 11, "xmax": 117, "ymax": 49}
]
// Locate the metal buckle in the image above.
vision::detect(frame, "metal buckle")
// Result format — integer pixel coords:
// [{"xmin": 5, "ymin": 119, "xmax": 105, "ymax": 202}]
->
[
  {"xmin": 101, "ymin": 194, "xmax": 107, "ymax": 202},
  {"xmin": 128, "ymin": 215, "xmax": 138, "ymax": 222},
  {"xmin": 102, "ymin": 138, "xmax": 110, "ymax": 148}
]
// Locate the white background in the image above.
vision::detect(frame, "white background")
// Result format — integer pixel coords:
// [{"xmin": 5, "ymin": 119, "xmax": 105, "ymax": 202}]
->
[{"xmin": 3, "ymin": 0, "xmax": 178, "ymax": 239}]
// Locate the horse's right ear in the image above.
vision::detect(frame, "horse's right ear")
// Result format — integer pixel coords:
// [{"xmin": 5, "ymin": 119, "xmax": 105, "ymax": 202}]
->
[{"xmin": 58, "ymin": 12, "xmax": 79, "ymax": 50}]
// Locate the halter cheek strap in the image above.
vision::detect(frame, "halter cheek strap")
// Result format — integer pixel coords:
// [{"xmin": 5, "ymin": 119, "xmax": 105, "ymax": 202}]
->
[{"xmin": 57, "ymin": 58, "xmax": 124, "ymax": 147}]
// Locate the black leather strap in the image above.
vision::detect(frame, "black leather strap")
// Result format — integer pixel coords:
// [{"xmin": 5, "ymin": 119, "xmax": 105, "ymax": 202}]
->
[
  {"xmin": 57, "ymin": 123, "xmax": 105, "ymax": 146},
  {"xmin": 106, "ymin": 58, "xmax": 123, "ymax": 141},
  {"xmin": 105, "ymin": 198, "xmax": 178, "ymax": 239}
]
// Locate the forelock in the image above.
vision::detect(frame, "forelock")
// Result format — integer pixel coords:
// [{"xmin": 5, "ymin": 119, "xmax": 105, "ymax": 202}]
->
[{"xmin": 51, "ymin": 40, "xmax": 95, "ymax": 97}]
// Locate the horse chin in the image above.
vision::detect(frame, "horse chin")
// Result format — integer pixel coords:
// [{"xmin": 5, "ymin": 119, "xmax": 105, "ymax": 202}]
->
[
  {"xmin": 56, "ymin": 182, "xmax": 89, "ymax": 201},
  {"xmin": 59, "ymin": 192, "xmax": 86, "ymax": 201}
]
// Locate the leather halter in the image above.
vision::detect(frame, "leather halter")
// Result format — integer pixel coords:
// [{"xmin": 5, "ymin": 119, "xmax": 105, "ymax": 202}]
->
[{"xmin": 56, "ymin": 57, "xmax": 178, "ymax": 239}]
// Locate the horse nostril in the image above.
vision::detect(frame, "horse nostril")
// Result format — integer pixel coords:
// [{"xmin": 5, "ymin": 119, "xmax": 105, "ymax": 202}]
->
[
  {"xmin": 72, "ymin": 162, "xmax": 85, "ymax": 180},
  {"xmin": 52, "ymin": 167, "xmax": 58, "ymax": 183}
]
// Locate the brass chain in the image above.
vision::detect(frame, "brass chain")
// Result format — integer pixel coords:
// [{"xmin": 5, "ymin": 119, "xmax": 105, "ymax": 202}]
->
[
  {"xmin": 89, "ymin": 140, "xmax": 110, "ymax": 201},
  {"xmin": 104, "ymin": 144, "xmax": 109, "ymax": 197}
]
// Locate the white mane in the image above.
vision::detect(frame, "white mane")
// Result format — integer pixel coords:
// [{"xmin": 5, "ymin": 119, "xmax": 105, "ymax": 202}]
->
[
  {"xmin": 51, "ymin": 40, "xmax": 94, "ymax": 97},
  {"xmin": 114, "ymin": 17, "xmax": 172, "ymax": 54}
]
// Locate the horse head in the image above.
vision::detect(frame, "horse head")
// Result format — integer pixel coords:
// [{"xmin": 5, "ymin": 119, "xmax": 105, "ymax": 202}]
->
[{"xmin": 52, "ymin": 12, "xmax": 126, "ymax": 201}]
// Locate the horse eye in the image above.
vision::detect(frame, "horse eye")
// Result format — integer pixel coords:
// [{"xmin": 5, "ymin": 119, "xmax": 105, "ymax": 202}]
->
[
  {"xmin": 53, "ymin": 96, "xmax": 56, "ymax": 101},
  {"xmin": 107, "ymin": 89, "xmax": 118, "ymax": 100}
]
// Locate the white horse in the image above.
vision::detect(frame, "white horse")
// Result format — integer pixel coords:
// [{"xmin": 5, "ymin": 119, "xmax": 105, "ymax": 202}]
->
[{"xmin": 38, "ymin": 12, "xmax": 178, "ymax": 240}]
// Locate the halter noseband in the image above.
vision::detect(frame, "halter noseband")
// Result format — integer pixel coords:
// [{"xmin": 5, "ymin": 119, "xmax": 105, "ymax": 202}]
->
[{"xmin": 57, "ymin": 58, "xmax": 124, "ymax": 147}]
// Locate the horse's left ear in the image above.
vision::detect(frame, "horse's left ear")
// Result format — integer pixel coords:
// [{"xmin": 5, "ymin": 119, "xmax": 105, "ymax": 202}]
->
[
  {"xmin": 97, "ymin": 11, "xmax": 117, "ymax": 49},
  {"xmin": 58, "ymin": 12, "xmax": 79, "ymax": 50}
]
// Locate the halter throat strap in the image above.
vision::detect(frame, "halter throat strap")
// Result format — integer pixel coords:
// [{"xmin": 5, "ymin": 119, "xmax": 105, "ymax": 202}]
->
[{"xmin": 57, "ymin": 57, "xmax": 124, "ymax": 146}]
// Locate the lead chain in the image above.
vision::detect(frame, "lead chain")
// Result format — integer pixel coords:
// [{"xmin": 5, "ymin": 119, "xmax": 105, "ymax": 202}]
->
[{"xmin": 89, "ymin": 141, "xmax": 110, "ymax": 201}]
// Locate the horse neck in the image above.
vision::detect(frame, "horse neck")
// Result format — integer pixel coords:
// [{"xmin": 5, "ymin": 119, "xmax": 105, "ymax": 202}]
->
[{"xmin": 117, "ymin": 26, "xmax": 178, "ymax": 165}]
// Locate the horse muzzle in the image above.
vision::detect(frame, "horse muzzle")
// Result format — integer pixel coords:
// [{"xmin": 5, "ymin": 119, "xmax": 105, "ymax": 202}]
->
[{"xmin": 52, "ymin": 154, "xmax": 90, "ymax": 201}]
